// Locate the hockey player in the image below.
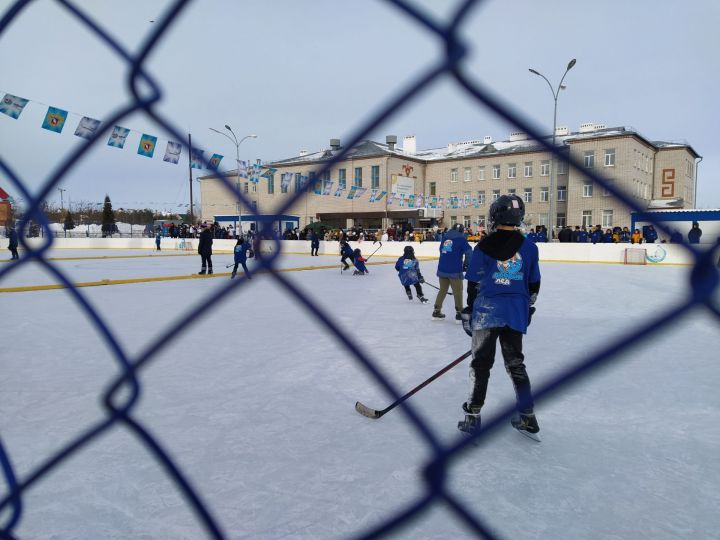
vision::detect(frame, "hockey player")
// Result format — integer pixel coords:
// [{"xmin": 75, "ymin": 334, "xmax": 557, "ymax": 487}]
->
[
  {"xmin": 340, "ymin": 240, "xmax": 354, "ymax": 271},
  {"xmin": 394, "ymin": 245, "xmax": 428, "ymax": 303},
  {"xmin": 352, "ymin": 248, "xmax": 368, "ymax": 275},
  {"xmin": 432, "ymin": 223, "xmax": 472, "ymax": 322},
  {"xmin": 458, "ymin": 194, "xmax": 542, "ymax": 441},
  {"xmin": 231, "ymin": 235, "xmax": 252, "ymax": 280}
]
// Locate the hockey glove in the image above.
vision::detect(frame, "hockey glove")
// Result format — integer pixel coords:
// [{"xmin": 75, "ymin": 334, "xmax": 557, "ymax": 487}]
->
[
  {"xmin": 529, "ymin": 293, "xmax": 538, "ymax": 306},
  {"xmin": 528, "ymin": 306, "xmax": 536, "ymax": 325},
  {"xmin": 418, "ymin": 274, "xmax": 425, "ymax": 284},
  {"xmin": 461, "ymin": 307, "xmax": 473, "ymax": 337}
]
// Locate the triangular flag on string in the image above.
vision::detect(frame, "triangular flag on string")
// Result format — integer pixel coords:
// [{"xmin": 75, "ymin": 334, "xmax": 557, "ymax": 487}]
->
[
  {"xmin": 261, "ymin": 167, "xmax": 277, "ymax": 179},
  {"xmin": 333, "ymin": 186, "xmax": 344, "ymax": 197},
  {"xmin": 346, "ymin": 186, "xmax": 358, "ymax": 200},
  {"xmin": 0, "ymin": 93, "xmax": 29, "ymax": 119},
  {"xmin": 322, "ymin": 181, "xmax": 334, "ymax": 195},
  {"xmin": 375, "ymin": 190, "xmax": 386, "ymax": 202},
  {"xmin": 137, "ymin": 134, "xmax": 157, "ymax": 158},
  {"xmin": 163, "ymin": 141, "xmax": 181, "ymax": 164},
  {"xmin": 41, "ymin": 107, "xmax": 68, "ymax": 133},
  {"xmin": 108, "ymin": 126, "xmax": 130, "ymax": 148},
  {"xmin": 74, "ymin": 116, "xmax": 101, "ymax": 139},
  {"xmin": 369, "ymin": 188, "xmax": 378, "ymax": 202}
]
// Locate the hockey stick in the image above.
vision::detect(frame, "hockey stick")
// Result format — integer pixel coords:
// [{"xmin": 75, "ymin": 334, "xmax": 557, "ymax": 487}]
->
[
  {"xmin": 422, "ymin": 282, "xmax": 453, "ymax": 296},
  {"xmin": 364, "ymin": 241, "xmax": 383, "ymax": 262},
  {"xmin": 355, "ymin": 349, "xmax": 472, "ymax": 419}
]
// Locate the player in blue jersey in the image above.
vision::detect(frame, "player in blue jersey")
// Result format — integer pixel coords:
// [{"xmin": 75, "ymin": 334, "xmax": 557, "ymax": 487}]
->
[
  {"xmin": 395, "ymin": 245, "xmax": 428, "ymax": 303},
  {"xmin": 352, "ymin": 248, "xmax": 368, "ymax": 275},
  {"xmin": 340, "ymin": 240, "xmax": 354, "ymax": 271},
  {"xmin": 230, "ymin": 236, "xmax": 253, "ymax": 280},
  {"xmin": 458, "ymin": 194, "xmax": 542, "ymax": 440},
  {"xmin": 432, "ymin": 223, "xmax": 472, "ymax": 322}
]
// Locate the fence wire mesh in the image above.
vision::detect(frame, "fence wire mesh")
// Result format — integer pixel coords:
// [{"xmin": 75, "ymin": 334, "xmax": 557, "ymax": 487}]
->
[{"xmin": 1, "ymin": 0, "xmax": 719, "ymax": 538}]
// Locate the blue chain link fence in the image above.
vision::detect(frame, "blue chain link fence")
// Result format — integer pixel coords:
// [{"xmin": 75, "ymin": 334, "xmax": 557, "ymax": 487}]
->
[{"xmin": 1, "ymin": 0, "xmax": 718, "ymax": 538}]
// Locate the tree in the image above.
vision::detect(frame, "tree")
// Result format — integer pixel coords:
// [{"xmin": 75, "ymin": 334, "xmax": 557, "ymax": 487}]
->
[
  {"xmin": 101, "ymin": 195, "xmax": 117, "ymax": 237},
  {"xmin": 63, "ymin": 210, "xmax": 75, "ymax": 231}
]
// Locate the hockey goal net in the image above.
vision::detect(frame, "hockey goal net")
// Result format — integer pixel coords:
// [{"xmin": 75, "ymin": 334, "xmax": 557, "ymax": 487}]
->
[{"xmin": 624, "ymin": 247, "xmax": 647, "ymax": 265}]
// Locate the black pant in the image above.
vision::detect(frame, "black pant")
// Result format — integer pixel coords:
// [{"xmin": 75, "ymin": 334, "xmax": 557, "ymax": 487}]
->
[
  {"xmin": 468, "ymin": 326, "xmax": 534, "ymax": 414},
  {"xmin": 311, "ymin": 246, "xmax": 319, "ymax": 256},
  {"xmin": 232, "ymin": 261, "xmax": 249, "ymax": 278},
  {"xmin": 404, "ymin": 284, "xmax": 424, "ymax": 297},
  {"xmin": 341, "ymin": 255, "xmax": 353, "ymax": 268},
  {"xmin": 200, "ymin": 253, "xmax": 212, "ymax": 269},
  {"xmin": 9, "ymin": 247, "xmax": 19, "ymax": 259}
]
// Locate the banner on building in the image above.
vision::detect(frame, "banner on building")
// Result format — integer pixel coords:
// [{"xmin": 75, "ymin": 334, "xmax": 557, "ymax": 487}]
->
[
  {"xmin": 237, "ymin": 160, "xmax": 248, "ymax": 179},
  {"xmin": 163, "ymin": 141, "xmax": 181, "ymax": 164},
  {"xmin": 0, "ymin": 93, "xmax": 29, "ymax": 119},
  {"xmin": 391, "ymin": 175, "xmax": 415, "ymax": 196},
  {"xmin": 107, "ymin": 125, "xmax": 130, "ymax": 148},
  {"xmin": 137, "ymin": 134, "xmax": 158, "ymax": 158},
  {"xmin": 41, "ymin": 107, "xmax": 68, "ymax": 133},
  {"xmin": 208, "ymin": 153, "xmax": 224, "ymax": 170},
  {"xmin": 73, "ymin": 116, "xmax": 101, "ymax": 140}
]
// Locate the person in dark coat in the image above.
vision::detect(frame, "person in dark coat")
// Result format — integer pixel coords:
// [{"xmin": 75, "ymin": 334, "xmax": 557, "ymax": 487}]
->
[
  {"xmin": 340, "ymin": 240, "xmax": 354, "ymax": 271},
  {"xmin": 669, "ymin": 230, "xmax": 683, "ymax": 243},
  {"xmin": 310, "ymin": 230, "xmax": 320, "ymax": 256},
  {"xmin": 7, "ymin": 227, "xmax": 19, "ymax": 260},
  {"xmin": 590, "ymin": 226, "xmax": 603, "ymax": 244},
  {"xmin": 644, "ymin": 225, "xmax": 658, "ymax": 244},
  {"xmin": 557, "ymin": 226, "xmax": 572, "ymax": 243},
  {"xmin": 231, "ymin": 235, "xmax": 252, "ymax": 280},
  {"xmin": 688, "ymin": 222, "xmax": 702, "ymax": 244},
  {"xmin": 155, "ymin": 230, "xmax": 162, "ymax": 251},
  {"xmin": 197, "ymin": 223, "xmax": 213, "ymax": 274}
]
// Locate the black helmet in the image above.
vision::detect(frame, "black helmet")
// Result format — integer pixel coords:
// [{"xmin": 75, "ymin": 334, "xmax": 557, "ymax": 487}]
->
[
  {"xmin": 452, "ymin": 223, "xmax": 464, "ymax": 233},
  {"xmin": 403, "ymin": 245, "xmax": 415, "ymax": 257},
  {"xmin": 489, "ymin": 195, "xmax": 525, "ymax": 228}
]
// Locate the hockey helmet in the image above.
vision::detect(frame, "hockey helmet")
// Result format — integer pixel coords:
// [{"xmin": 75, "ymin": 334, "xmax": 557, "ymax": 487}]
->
[
  {"xmin": 403, "ymin": 245, "xmax": 415, "ymax": 257},
  {"xmin": 452, "ymin": 223, "xmax": 464, "ymax": 233},
  {"xmin": 489, "ymin": 194, "xmax": 525, "ymax": 228}
]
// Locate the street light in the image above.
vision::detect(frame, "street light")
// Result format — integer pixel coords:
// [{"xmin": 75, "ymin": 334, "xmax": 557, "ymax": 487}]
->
[
  {"xmin": 209, "ymin": 126, "xmax": 257, "ymax": 233},
  {"xmin": 529, "ymin": 58, "xmax": 576, "ymax": 239}
]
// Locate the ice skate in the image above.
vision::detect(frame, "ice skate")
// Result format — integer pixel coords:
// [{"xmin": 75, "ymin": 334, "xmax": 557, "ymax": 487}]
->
[
  {"xmin": 230, "ymin": 272, "xmax": 236, "ymax": 279},
  {"xmin": 418, "ymin": 296, "xmax": 428, "ymax": 304},
  {"xmin": 406, "ymin": 291, "xmax": 413, "ymax": 301},
  {"xmin": 431, "ymin": 309, "xmax": 446, "ymax": 321},
  {"xmin": 457, "ymin": 403, "xmax": 481, "ymax": 435},
  {"xmin": 198, "ymin": 268, "xmax": 207, "ymax": 275},
  {"xmin": 208, "ymin": 268, "xmax": 213, "ymax": 275},
  {"xmin": 511, "ymin": 413, "xmax": 541, "ymax": 442},
  {"xmin": 455, "ymin": 312, "xmax": 463, "ymax": 324}
]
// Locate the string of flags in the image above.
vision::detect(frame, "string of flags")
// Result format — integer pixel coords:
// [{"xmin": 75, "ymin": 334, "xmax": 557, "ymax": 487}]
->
[{"xmin": 0, "ymin": 91, "xmax": 226, "ymax": 170}]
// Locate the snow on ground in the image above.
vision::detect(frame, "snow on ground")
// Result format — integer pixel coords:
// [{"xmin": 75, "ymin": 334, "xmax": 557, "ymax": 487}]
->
[{"xmin": 1, "ymin": 248, "xmax": 719, "ymax": 539}]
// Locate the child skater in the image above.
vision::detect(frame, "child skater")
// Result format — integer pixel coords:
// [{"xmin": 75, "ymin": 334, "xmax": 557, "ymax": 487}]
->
[
  {"xmin": 352, "ymin": 248, "xmax": 369, "ymax": 275},
  {"xmin": 395, "ymin": 245, "xmax": 428, "ymax": 303},
  {"xmin": 231, "ymin": 235, "xmax": 252, "ymax": 280},
  {"xmin": 340, "ymin": 239, "xmax": 354, "ymax": 271}
]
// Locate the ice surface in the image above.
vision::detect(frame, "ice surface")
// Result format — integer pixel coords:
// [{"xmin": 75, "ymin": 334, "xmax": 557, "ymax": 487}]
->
[{"xmin": 1, "ymin": 249, "xmax": 719, "ymax": 539}]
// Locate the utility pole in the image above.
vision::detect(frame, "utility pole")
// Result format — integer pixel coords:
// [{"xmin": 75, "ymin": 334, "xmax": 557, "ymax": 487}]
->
[
  {"xmin": 58, "ymin": 187, "xmax": 66, "ymax": 210},
  {"xmin": 188, "ymin": 133, "xmax": 194, "ymax": 225}
]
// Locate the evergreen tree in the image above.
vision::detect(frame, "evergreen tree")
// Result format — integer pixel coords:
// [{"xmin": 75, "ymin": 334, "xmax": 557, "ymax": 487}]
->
[
  {"xmin": 63, "ymin": 210, "xmax": 75, "ymax": 231},
  {"xmin": 101, "ymin": 195, "xmax": 117, "ymax": 237}
]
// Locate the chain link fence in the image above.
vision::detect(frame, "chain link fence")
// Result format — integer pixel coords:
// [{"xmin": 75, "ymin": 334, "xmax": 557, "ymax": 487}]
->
[{"xmin": 1, "ymin": 0, "xmax": 719, "ymax": 538}]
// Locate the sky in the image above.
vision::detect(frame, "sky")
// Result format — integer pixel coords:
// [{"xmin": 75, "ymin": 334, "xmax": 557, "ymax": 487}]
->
[
  {"xmin": 2, "ymin": 249, "xmax": 718, "ymax": 538},
  {"xmin": 1, "ymin": 0, "xmax": 719, "ymax": 213}
]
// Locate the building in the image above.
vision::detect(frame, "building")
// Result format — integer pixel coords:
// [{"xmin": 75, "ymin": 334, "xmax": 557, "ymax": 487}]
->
[{"xmin": 198, "ymin": 124, "xmax": 701, "ymax": 235}]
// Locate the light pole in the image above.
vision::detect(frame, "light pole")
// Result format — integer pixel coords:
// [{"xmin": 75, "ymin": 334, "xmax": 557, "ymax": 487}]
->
[
  {"xmin": 529, "ymin": 58, "xmax": 576, "ymax": 239},
  {"xmin": 210, "ymin": 126, "xmax": 257, "ymax": 234}
]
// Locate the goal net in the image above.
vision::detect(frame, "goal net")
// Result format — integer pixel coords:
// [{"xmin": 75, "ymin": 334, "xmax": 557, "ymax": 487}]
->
[
  {"xmin": 624, "ymin": 247, "xmax": 647, "ymax": 265},
  {"xmin": 175, "ymin": 239, "xmax": 194, "ymax": 251}
]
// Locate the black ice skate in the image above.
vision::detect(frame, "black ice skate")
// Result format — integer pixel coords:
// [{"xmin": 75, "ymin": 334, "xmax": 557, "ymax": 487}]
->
[
  {"xmin": 406, "ymin": 291, "xmax": 413, "ymax": 300},
  {"xmin": 511, "ymin": 413, "xmax": 541, "ymax": 442},
  {"xmin": 457, "ymin": 403, "xmax": 481, "ymax": 435},
  {"xmin": 418, "ymin": 296, "xmax": 428, "ymax": 304},
  {"xmin": 431, "ymin": 309, "xmax": 446, "ymax": 320},
  {"xmin": 455, "ymin": 312, "xmax": 463, "ymax": 324},
  {"xmin": 198, "ymin": 268, "xmax": 207, "ymax": 275},
  {"xmin": 208, "ymin": 268, "xmax": 213, "ymax": 275}
]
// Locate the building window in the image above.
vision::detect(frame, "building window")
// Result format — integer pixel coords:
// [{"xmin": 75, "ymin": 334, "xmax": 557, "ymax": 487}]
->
[
  {"xmin": 508, "ymin": 163, "xmax": 517, "ymax": 179},
  {"xmin": 450, "ymin": 215, "xmax": 457, "ymax": 227},
  {"xmin": 371, "ymin": 165, "xmax": 380, "ymax": 189},
  {"xmin": 493, "ymin": 164, "xmax": 501, "ymax": 179},
  {"xmin": 478, "ymin": 166, "xmax": 485, "ymax": 181},
  {"xmin": 584, "ymin": 151, "xmax": 595, "ymax": 168},
  {"xmin": 463, "ymin": 215, "xmax": 471, "ymax": 229},
  {"xmin": 244, "ymin": 183, "xmax": 249, "ymax": 194},
  {"xmin": 557, "ymin": 160, "xmax": 568, "ymax": 174},
  {"xmin": 294, "ymin": 173, "xmax": 302, "ymax": 192},
  {"xmin": 524, "ymin": 162, "xmax": 533, "ymax": 177},
  {"xmin": 556, "ymin": 212, "xmax": 566, "ymax": 228},
  {"xmin": 583, "ymin": 183, "xmax": 593, "ymax": 197},
  {"xmin": 451, "ymin": 168, "xmax": 458, "ymax": 182},
  {"xmin": 478, "ymin": 191, "xmax": 485, "ymax": 205},
  {"xmin": 540, "ymin": 187, "xmax": 549, "ymax": 202},
  {"xmin": 605, "ymin": 149, "xmax": 616, "ymax": 167},
  {"xmin": 523, "ymin": 188, "xmax": 532, "ymax": 203},
  {"xmin": 538, "ymin": 213, "xmax": 548, "ymax": 227},
  {"xmin": 540, "ymin": 160, "xmax": 550, "ymax": 176},
  {"xmin": 308, "ymin": 171, "xmax": 316, "ymax": 192},
  {"xmin": 602, "ymin": 179, "xmax": 613, "ymax": 197},
  {"xmin": 429, "ymin": 182, "xmax": 436, "ymax": 196},
  {"xmin": 557, "ymin": 185, "xmax": 567, "ymax": 201},
  {"xmin": 602, "ymin": 209, "xmax": 613, "ymax": 228},
  {"xmin": 492, "ymin": 189, "xmax": 500, "ymax": 201},
  {"xmin": 354, "ymin": 167, "xmax": 362, "ymax": 187},
  {"xmin": 582, "ymin": 210, "xmax": 593, "ymax": 228},
  {"xmin": 464, "ymin": 167, "xmax": 472, "ymax": 182},
  {"xmin": 338, "ymin": 168, "xmax": 346, "ymax": 189},
  {"xmin": 268, "ymin": 174, "xmax": 275, "ymax": 194},
  {"xmin": 508, "ymin": 188, "xmax": 516, "ymax": 196}
]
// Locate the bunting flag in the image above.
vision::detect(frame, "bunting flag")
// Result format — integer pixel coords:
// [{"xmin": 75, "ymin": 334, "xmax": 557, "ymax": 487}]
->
[
  {"xmin": 190, "ymin": 149, "xmax": 205, "ymax": 169},
  {"xmin": 73, "ymin": 116, "xmax": 101, "ymax": 139},
  {"xmin": 237, "ymin": 160, "xmax": 248, "ymax": 179},
  {"xmin": 354, "ymin": 187, "xmax": 367, "ymax": 199},
  {"xmin": 472, "ymin": 197, "xmax": 479, "ymax": 208},
  {"xmin": 398, "ymin": 194, "xmax": 406, "ymax": 207},
  {"xmin": 41, "ymin": 107, "xmax": 68, "ymax": 133},
  {"xmin": 137, "ymin": 134, "xmax": 157, "ymax": 158},
  {"xmin": 313, "ymin": 182, "xmax": 323, "ymax": 195},
  {"xmin": 249, "ymin": 163, "xmax": 263, "ymax": 183},
  {"xmin": 407, "ymin": 194, "xmax": 415, "ymax": 208},
  {"xmin": 369, "ymin": 188, "xmax": 379, "ymax": 202},
  {"xmin": 387, "ymin": 192, "xmax": 395, "ymax": 205},
  {"xmin": 333, "ymin": 186, "xmax": 344, "ymax": 197},
  {"xmin": 416, "ymin": 193, "xmax": 424, "ymax": 208},
  {"xmin": 281, "ymin": 172, "xmax": 293, "ymax": 191},
  {"xmin": 375, "ymin": 190, "xmax": 387, "ymax": 202},
  {"xmin": 463, "ymin": 194, "xmax": 470, "ymax": 208},
  {"xmin": 108, "ymin": 125, "xmax": 130, "ymax": 148},
  {"xmin": 0, "ymin": 93, "xmax": 29, "ymax": 119},
  {"xmin": 299, "ymin": 175, "xmax": 309, "ymax": 190},
  {"xmin": 346, "ymin": 186, "xmax": 359, "ymax": 200},
  {"xmin": 429, "ymin": 196, "xmax": 437, "ymax": 208},
  {"xmin": 208, "ymin": 153, "xmax": 224, "ymax": 170},
  {"xmin": 322, "ymin": 181, "xmax": 334, "ymax": 196},
  {"xmin": 163, "ymin": 141, "xmax": 181, "ymax": 164},
  {"xmin": 261, "ymin": 167, "xmax": 277, "ymax": 179}
]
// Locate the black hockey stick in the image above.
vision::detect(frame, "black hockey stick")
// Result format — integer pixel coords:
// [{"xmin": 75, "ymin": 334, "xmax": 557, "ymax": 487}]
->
[
  {"xmin": 422, "ymin": 282, "xmax": 453, "ymax": 296},
  {"xmin": 355, "ymin": 349, "xmax": 472, "ymax": 419},
  {"xmin": 364, "ymin": 241, "xmax": 383, "ymax": 262}
]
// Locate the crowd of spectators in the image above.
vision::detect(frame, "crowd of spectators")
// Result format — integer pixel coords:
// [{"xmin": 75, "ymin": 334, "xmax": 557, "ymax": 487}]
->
[{"xmin": 554, "ymin": 223, "xmax": 703, "ymax": 244}]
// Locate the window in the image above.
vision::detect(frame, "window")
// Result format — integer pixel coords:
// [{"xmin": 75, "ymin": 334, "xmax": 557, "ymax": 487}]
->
[
  {"xmin": 538, "ymin": 213, "xmax": 548, "ymax": 227},
  {"xmin": 492, "ymin": 164, "xmax": 501, "ymax": 179},
  {"xmin": 429, "ymin": 182, "xmax": 436, "ymax": 196},
  {"xmin": 581, "ymin": 210, "xmax": 593, "ymax": 228},
  {"xmin": 583, "ymin": 183, "xmax": 593, "ymax": 197},
  {"xmin": 524, "ymin": 162, "xmax": 533, "ymax": 177},
  {"xmin": 602, "ymin": 209, "xmax": 613, "ymax": 228},
  {"xmin": 338, "ymin": 168, "xmax": 346, "ymax": 189},
  {"xmin": 464, "ymin": 167, "xmax": 472, "ymax": 182},
  {"xmin": 451, "ymin": 168, "xmax": 458, "ymax": 182},
  {"xmin": 450, "ymin": 216, "xmax": 457, "ymax": 227},
  {"xmin": 523, "ymin": 188, "xmax": 532, "ymax": 203},
  {"xmin": 556, "ymin": 212, "xmax": 566, "ymax": 228},
  {"xmin": 478, "ymin": 166, "xmax": 486, "ymax": 181},
  {"xmin": 540, "ymin": 187, "xmax": 549, "ymax": 202},
  {"xmin": 477, "ymin": 215, "xmax": 486, "ymax": 227},
  {"xmin": 492, "ymin": 189, "xmax": 500, "ymax": 201},
  {"xmin": 557, "ymin": 160, "xmax": 568, "ymax": 174},
  {"xmin": 244, "ymin": 183, "xmax": 249, "ymax": 194},
  {"xmin": 371, "ymin": 165, "xmax": 380, "ymax": 189},
  {"xmin": 463, "ymin": 215, "xmax": 471, "ymax": 229},
  {"xmin": 540, "ymin": 160, "xmax": 550, "ymax": 176},
  {"xmin": 478, "ymin": 191, "xmax": 485, "ymax": 205},
  {"xmin": 308, "ymin": 171, "xmax": 317, "ymax": 192},
  {"xmin": 604, "ymin": 149, "xmax": 616, "ymax": 167},
  {"xmin": 584, "ymin": 151, "xmax": 595, "ymax": 168},
  {"xmin": 268, "ymin": 174, "xmax": 274, "ymax": 194},
  {"xmin": 557, "ymin": 185, "xmax": 567, "ymax": 201},
  {"xmin": 507, "ymin": 163, "xmax": 517, "ymax": 179},
  {"xmin": 354, "ymin": 167, "xmax": 362, "ymax": 187},
  {"xmin": 294, "ymin": 173, "xmax": 302, "ymax": 192},
  {"xmin": 602, "ymin": 179, "xmax": 613, "ymax": 197},
  {"xmin": 508, "ymin": 188, "xmax": 516, "ymax": 196}
]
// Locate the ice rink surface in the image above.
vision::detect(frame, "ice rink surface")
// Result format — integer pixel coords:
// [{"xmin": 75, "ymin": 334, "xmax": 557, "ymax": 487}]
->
[{"xmin": 1, "ymin": 248, "xmax": 719, "ymax": 539}]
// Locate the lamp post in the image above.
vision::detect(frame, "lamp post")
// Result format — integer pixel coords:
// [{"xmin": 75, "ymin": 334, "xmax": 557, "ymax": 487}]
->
[
  {"xmin": 209, "ymin": 126, "xmax": 257, "ymax": 234},
  {"xmin": 529, "ymin": 58, "xmax": 576, "ymax": 239}
]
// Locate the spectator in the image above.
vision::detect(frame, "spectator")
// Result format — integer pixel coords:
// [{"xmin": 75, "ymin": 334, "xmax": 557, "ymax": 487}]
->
[
  {"xmin": 669, "ymin": 229, "xmax": 683, "ymax": 243},
  {"xmin": 310, "ymin": 230, "xmax": 320, "ymax": 256},
  {"xmin": 155, "ymin": 230, "xmax": 161, "ymax": 251},
  {"xmin": 197, "ymin": 223, "xmax": 213, "ymax": 274},
  {"xmin": 603, "ymin": 229, "xmax": 614, "ymax": 243},
  {"xmin": 536, "ymin": 226, "xmax": 548, "ymax": 243},
  {"xmin": 590, "ymin": 225, "xmax": 603, "ymax": 244},
  {"xmin": 557, "ymin": 225, "xmax": 572, "ymax": 243},
  {"xmin": 631, "ymin": 229, "xmax": 643, "ymax": 244},
  {"xmin": 620, "ymin": 227, "xmax": 631, "ymax": 243},
  {"xmin": 644, "ymin": 225, "xmax": 658, "ymax": 244},
  {"xmin": 526, "ymin": 229, "xmax": 538, "ymax": 243},
  {"xmin": 688, "ymin": 222, "xmax": 702, "ymax": 244},
  {"xmin": 7, "ymin": 226, "xmax": 19, "ymax": 260}
]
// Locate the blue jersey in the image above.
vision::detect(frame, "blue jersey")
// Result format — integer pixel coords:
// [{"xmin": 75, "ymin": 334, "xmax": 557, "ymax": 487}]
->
[
  {"xmin": 395, "ymin": 256, "xmax": 421, "ymax": 286},
  {"xmin": 437, "ymin": 229, "xmax": 472, "ymax": 278},
  {"xmin": 465, "ymin": 238, "xmax": 540, "ymax": 334},
  {"xmin": 341, "ymin": 244, "xmax": 354, "ymax": 258},
  {"xmin": 234, "ymin": 241, "xmax": 251, "ymax": 263}
]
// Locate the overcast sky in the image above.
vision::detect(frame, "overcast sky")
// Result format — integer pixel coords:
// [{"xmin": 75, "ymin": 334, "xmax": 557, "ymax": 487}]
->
[{"xmin": 1, "ymin": 0, "xmax": 718, "ymax": 213}]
